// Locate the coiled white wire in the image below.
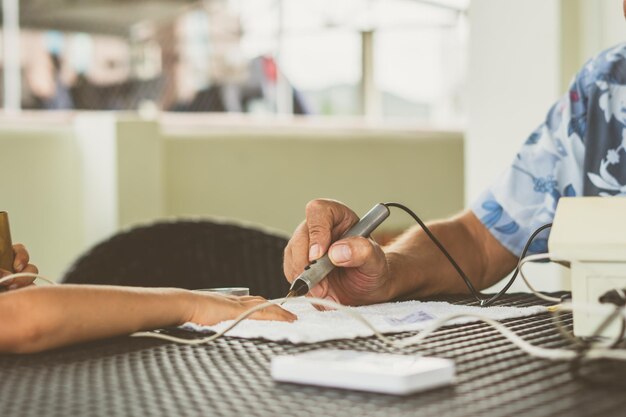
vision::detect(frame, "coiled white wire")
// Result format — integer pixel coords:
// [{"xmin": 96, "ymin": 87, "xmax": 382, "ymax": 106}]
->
[
  {"xmin": 0, "ymin": 272, "xmax": 56, "ymax": 286},
  {"xmin": 517, "ymin": 253, "xmax": 561, "ymax": 303},
  {"xmin": 131, "ymin": 296, "xmax": 626, "ymax": 362}
]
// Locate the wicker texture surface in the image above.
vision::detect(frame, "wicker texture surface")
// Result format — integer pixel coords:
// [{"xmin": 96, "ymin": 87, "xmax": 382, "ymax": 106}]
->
[
  {"xmin": 62, "ymin": 220, "xmax": 291, "ymax": 299},
  {"xmin": 1, "ymin": 293, "xmax": 624, "ymax": 417}
]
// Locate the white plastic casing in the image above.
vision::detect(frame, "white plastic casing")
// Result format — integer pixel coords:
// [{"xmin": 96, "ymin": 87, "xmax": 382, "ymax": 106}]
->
[
  {"xmin": 549, "ymin": 197, "xmax": 626, "ymax": 338},
  {"xmin": 271, "ymin": 349, "xmax": 455, "ymax": 396},
  {"xmin": 549, "ymin": 197, "xmax": 626, "ymax": 262},
  {"xmin": 570, "ymin": 262, "xmax": 626, "ymax": 337}
]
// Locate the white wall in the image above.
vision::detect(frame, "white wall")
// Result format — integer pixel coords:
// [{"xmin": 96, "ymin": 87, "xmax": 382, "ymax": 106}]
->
[
  {"xmin": 466, "ymin": 0, "xmax": 561, "ymax": 204},
  {"xmin": 0, "ymin": 117, "xmax": 84, "ymax": 280},
  {"xmin": 74, "ymin": 114, "xmax": 164, "ymax": 247},
  {"xmin": 467, "ymin": 0, "xmax": 563, "ymax": 293},
  {"xmin": 579, "ymin": 0, "xmax": 626, "ymax": 61},
  {"xmin": 162, "ymin": 116, "xmax": 464, "ymax": 235},
  {"xmin": 560, "ymin": 0, "xmax": 626, "ymax": 90}
]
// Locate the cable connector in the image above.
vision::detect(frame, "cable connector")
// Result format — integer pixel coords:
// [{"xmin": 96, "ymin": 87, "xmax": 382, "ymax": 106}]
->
[{"xmin": 599, "ymin": 288, "xmax": 626, "ymax": 307}]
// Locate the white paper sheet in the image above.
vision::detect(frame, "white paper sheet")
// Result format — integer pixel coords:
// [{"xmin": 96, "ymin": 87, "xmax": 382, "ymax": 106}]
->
[{"xmin": 181, "ymin": 300, "xmax": 547, "ymax": 344}]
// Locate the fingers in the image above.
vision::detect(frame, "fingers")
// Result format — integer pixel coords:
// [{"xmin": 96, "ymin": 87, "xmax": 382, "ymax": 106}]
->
[
  {"xmin": 0, "ymin": 265, "xmax": 37, "ymax": 289},
  {"xmin": 230, "ymin": 295, "xmax": 298, "ymax": 322},
  {"xmin": 305, "ymin": 199, "xmax": 358, "ymax": 261},
  {"xmin": 238, "ymin": 295, "xmax": 263, "ymax": 301},
  {"xmin": 21, "ymin": 264, "xmax": 39, "ymax": 275},
  {"xmin": 0, "ymin": 244, "xmax": 38, "ymax": 289},
  {"xmin": 308, "ymin": 279, "xmax": 328, "ymax": 299},
  {"xmin": 193, "ymin": 293, "xmax": 297, "ymax": 325},
  {"xmin": 309, "ymin": 290, "xmax": 340, "ymax": 311},
  {"xmin": 283, "ymin": 199, "xmax": 358, "ymax": 283},
  {"xmin": 245, "ymin": 300, "xmax": 297, "ymax": 322},
  {"xmin": 328, "ymin": 236, "xmax": 387, "ymax": 278},
  {"xmin": 283, "ymin": 221, "xmax": 310, "ymax": 283},
  {"xmin": 12, "ymin": 244, "xmax": 30, "ymax": 272}
]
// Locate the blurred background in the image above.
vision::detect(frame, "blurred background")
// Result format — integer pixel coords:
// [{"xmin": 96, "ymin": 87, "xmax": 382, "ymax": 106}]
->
[
  {"xmin": 0, "ymin": 0, "xmax": 624, "ymax": 291},
  {"xmin": 1, "ymin": 0, "xmax": 469, "ymax": 119}
]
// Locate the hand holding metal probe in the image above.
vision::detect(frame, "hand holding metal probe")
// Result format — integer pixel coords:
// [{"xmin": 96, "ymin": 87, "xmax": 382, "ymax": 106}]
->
[{"xmin": 285, "ymin": 203, "xmax": 390, "ymax": 300}]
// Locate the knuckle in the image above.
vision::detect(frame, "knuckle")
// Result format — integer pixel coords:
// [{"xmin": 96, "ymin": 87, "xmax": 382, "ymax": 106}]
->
[
  {"xmin": 307, "ymin": 224, "xmax": 327, "ymax": 238},
  {"xmin": 305, "ymin": 199, "xmax": 325, "ymax": 213},
  {"xmin": 349, "ymin": 238, "xmax": 378, "ymax": 263},
  {"xmin": 358, "ymin": 238, "xmax": 376, "ymax": 256}
]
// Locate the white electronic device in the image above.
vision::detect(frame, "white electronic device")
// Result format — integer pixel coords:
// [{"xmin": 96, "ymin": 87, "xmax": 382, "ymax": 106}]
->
[
  {"xmin": 549, "ymin": 197, "xmax": 626, "ymax": 338},
  {"xmin": 271, "ymin": 349, "xmax": 455, "ymax": 395}
]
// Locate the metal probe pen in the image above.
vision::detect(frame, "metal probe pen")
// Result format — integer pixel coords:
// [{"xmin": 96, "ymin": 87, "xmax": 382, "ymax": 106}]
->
[{"xmin": 285, "ymin": 203, "xmax": 390, "ymax": 299}]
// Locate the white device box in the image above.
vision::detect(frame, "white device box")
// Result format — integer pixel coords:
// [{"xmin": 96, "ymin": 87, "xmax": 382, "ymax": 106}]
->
[
  {"xmin": 549, "ymin": 197, "xmax": 626, "ymax": 338},
  {"xmin": 271, "ymin": 349, "xmax": 455, "ymax": 395}
]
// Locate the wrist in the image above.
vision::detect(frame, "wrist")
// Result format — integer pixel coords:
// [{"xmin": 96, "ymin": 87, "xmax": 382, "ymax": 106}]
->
[
  {"xmin": 382, "ymin": 251, "xmax": 403, "ymax": 300},
  {"xmin": 172, "ymin": 289, "xmax": 199, "ymax": 326},
  {"xmin": 384, "ymin": 250, "xmax": 423, "ymax": 300}
]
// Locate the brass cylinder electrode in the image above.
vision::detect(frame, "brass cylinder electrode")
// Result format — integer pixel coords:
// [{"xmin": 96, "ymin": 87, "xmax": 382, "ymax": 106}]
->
[{"xmin": 0, "ymin": 212, "xmax": 14, "ymax": 272}]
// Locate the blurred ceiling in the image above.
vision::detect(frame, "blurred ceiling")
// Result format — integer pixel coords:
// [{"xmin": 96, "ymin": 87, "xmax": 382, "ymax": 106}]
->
[
  {"xmin": 1, "ymin": 0, "xmax": 468, "ymax": 37},
  {"xmin": 2, "ymin": 0, "xmax": 200, "ymax": 36}
]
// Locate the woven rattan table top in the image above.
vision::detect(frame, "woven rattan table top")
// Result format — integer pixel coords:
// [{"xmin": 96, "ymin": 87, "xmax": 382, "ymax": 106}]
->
[{"xmin": 1, "ymin": 293, "xmax": 624, "ymax": 417}]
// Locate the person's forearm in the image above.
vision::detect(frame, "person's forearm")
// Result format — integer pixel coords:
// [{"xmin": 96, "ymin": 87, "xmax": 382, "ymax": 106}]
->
[
  {"xmin": 0, "ymin": 285, "xmax": 194, "ymax": 353},
  {"xmin": 384, "ymin": 210, "xmax": 517, "ymax": 299}
]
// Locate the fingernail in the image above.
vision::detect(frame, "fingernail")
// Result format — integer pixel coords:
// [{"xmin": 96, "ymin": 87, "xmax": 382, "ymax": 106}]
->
[
  {"xmin": 8, "ymin": 284, "xmax": 18, "ymax": 290},
  {"xmin": 330, "ymin": 244, "xmax": 351, "ymax": 263},
  {"xmin": 15, "ymin": 264, "xmax": 24, "ymax": 272},
  {"xmin": 309, "ymin": 244, "xmax": 320, "ymax": 261}
]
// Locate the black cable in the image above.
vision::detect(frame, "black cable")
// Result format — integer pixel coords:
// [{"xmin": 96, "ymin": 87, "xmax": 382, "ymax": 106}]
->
[
  {"xmin": 598, "ymin": 288, "xmax": 626, "ymax": 349},
  {"xmin": 384, "ymin": 202, "xmax": 484, "ymax": 303},
  {"xmin": 481, "ymin": 223, "xmax": 553, "ymax": 306},
  {"xmin": 383, "ymin": 202, "xmax": 552, "ymax": 306}
]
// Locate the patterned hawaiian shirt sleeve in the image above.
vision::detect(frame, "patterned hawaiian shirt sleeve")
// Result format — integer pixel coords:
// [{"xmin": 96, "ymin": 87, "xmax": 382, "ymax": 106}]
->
[{"xmin": 471, "ymin": 61, "xmax": 591, "ymax": 257}]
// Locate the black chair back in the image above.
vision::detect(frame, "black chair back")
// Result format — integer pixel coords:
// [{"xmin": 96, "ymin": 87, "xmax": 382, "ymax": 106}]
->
[{"xmin": 62, "ymin": 220, "xmax": 290, "ymax": 299}]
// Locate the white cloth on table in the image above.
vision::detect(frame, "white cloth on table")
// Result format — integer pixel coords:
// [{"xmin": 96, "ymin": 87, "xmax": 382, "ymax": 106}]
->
[{"xmin": 181, "ymin": 299, "xmax": 547, "ymax": 344}]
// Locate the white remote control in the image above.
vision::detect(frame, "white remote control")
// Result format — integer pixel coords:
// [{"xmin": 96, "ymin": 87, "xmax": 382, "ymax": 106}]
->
[{"xmin": 271, "ymin": 349, "xmax": 455, "ymax": 395}]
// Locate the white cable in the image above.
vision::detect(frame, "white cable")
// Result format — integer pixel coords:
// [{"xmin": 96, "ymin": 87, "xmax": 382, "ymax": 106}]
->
[
  {"xmin": 132, "ymin": 297, "xmax": 400, "ymax": 347},
  {"xmin": 2, "ymin": 270, "xmax": 623, "ymax": 363},
  {"xmin": 517, "ymin": 253, "xmax": 562, "ymax": 303},
  {"xmin": 132, "ymin": 296, "xmax": 626, "ymax": 362},
  {"xmin": 0, "ymin": 272, "xmax": 57, "ymax": 286},
  {"xmin": 397, "ymin": 311, "xmax": 626, "ymax": 361}
]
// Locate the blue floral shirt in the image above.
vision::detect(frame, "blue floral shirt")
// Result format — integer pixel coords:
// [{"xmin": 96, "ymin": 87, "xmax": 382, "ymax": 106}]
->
[{"xmin": 472, "ymin": 43, "xmax": 626, "ymax": 257}]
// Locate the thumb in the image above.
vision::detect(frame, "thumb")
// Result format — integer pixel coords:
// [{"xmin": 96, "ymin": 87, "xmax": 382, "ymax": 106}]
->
[{"xmin": 328, "ymin": 236, "xmax": 387, "ymax": 278}]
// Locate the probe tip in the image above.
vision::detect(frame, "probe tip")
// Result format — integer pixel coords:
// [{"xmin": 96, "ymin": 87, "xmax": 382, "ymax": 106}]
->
[{"xmin": 280, "ymin": 290, "xmax": 297, "ymax": 305}]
